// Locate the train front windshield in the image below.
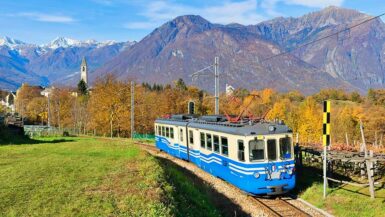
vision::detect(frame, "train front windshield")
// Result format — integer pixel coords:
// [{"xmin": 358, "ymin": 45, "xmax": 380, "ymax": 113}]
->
[
  {"xmin": 249, "ymin": 136, "xmax": 293, "ymax": 162},
  {"xmin": 249, "ymin": 139, "xmax": 265, "ymax": 162}
]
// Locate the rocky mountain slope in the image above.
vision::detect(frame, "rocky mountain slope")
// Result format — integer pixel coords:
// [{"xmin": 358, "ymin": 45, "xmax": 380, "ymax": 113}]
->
[
  {"xmin": 94, "ymin": 6, "xmax": 384, "ymax": 94},
  {"xmin": 252, "ymin": 6, "xmax": 385, "ymax": 91}
]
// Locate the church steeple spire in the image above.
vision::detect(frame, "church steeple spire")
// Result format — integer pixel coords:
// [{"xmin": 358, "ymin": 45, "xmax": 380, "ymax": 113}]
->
[{"xmin": 80, "ymin": 57, "xmax": 88, "ymax": 84}]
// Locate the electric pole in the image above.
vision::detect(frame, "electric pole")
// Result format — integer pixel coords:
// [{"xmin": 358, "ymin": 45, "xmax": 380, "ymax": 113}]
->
[
  {"xmin": 47, "ymin": 93, "xmax": 51, "ymax": 127},
  {"xmin": 131, "ymin": 81, "xmax": 135, "ymax": 139},
  {"xmin": 214, "ymin": 57, "xmax": 219, "ymax": 115}
]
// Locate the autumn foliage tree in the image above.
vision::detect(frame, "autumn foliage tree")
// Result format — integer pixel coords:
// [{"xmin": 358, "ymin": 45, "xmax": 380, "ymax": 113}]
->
[{"xmin": 12, "ymin": 79, "xmax": 385, "ymax": 151}]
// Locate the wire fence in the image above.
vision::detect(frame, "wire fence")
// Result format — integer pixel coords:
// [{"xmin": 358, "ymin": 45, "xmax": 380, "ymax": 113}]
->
[
  {"xmin": 132, "ymin": 133, "xmax": 155, "ymax": 140},
  {"xmin": 23, "ymin": 125, "xmax": 80, "ymax": 138},
  {"xmin": 23, "ymin": 125, "xmax": 156, "ymax": 142}
]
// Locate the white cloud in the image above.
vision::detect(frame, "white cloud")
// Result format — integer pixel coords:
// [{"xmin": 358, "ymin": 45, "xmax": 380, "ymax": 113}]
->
[
  {"xmin": 282, "ymin": 0, "xmax": 344, "ymax": 8},
  {"xmin": 201, "ymin": 0, "xmax": 264, "ymax": 24},
  {"xmin": 260, "ymin": 0, "xmax": 282, "ymax": 17},
  {"xmin": 124, "ymin": 0, "xmax": 265, "ymax": 30},
  {"xmin": 14, "ymin": 12, "xmax": 76, "ymax": 23},
  {"xmin": 123, "ymin": 0, "xmax": 345, "ymax": 30}
]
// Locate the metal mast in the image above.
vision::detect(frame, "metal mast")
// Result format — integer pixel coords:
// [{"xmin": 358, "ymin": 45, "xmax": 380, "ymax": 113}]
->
[
  {"xmin": 190, "ymin": 56, "xmax": 220, "ymax": 115},
  {"xmin": 47, "ymin": 94, "xmax": 51, "ymax": 127},
  {"xmin": 130, "ymin": 81, "xmax": 135, "ymax": 138},
  {"xmin": 214, "ymin": 57, "xmax": 219, "ymax": 115}
]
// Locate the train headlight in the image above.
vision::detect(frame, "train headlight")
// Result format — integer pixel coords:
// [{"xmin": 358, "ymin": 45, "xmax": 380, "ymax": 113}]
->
[
  {"xmin": 254, "ymin": 172, "xmax": 260, "ymax": 179},
  {"xmin": 287, "ymin": 168, "xmax": 293, "ymax": 175}
]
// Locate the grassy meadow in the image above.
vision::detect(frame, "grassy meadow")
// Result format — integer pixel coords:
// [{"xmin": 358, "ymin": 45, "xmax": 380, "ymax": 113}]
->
[
  {"xmin": 1, "ymin": 127, "xmax": 384, "ymax": 217},
  {"xmin": 0, "ymin": 136, "xmax": 223, "ymax": 217},
  {"xmin": 295, "ymin": 166, "xmax": 385, "ymax": 217}
]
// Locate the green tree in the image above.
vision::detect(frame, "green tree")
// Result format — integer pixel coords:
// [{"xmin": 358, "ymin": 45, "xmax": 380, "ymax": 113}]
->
[
  {"xmin": 77, "ymin": 79, "xmax": 88, "ymax": 96},
  {"xmin": 350, "ymin": 91, "xmax": 362, "ymax": 103},
  {"xmin": 175, "ymin": 78, "xmax": 187, "ymax": 91}
]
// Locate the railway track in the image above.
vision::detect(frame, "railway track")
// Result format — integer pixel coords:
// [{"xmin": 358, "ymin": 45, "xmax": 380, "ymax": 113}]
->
[
  {"xmin": 251, "ymin": 196, "xmax": 311, "ymax": 217},
  {"xmin": 134, "ymin": 141, "xmax": 315, "ymax": 217}
]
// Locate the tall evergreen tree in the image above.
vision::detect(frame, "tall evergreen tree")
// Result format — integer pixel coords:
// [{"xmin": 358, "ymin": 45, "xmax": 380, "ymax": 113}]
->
[
  {"xmin": 175, "ymin": 78, "xmax": 187, "ymax": 91},
  {"xmin": 77, "ymin": 79, "xmax": 88, "ymax": 96}
]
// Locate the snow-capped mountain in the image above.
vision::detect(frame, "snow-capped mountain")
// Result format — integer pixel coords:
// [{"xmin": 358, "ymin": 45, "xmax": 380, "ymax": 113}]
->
[
  {"xmin": 0, "ymin": 36, "xmax": 26, "ymax": 49},
  {"xmin": 42, "ymin": 37, "xmax": 120, "ymax": 49},
  {"xmin": 0, "ymin": 36, "xmax": 134, "ymax": 90}
]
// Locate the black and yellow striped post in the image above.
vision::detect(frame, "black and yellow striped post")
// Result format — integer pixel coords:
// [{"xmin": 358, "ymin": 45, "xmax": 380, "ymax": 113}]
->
[
  {"xmin": 323, "ymin": 101, "xmax": 331, "ymax": 147},
  {"xmin": 323, "ymin": 100, "xmax": 330, "ymax": 198}
]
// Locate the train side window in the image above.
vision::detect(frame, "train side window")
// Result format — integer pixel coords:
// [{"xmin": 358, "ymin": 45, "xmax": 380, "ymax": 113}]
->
[
  {"xmin": 162, "ymin": 126, "xmax": 165, "ymax": 137},
  {"xmin": 279, "ymin": 137, "xmax": 292, "ymax": 159},
  {"xmin": 238, "ymin": 140, "xmax": 245, "ymax": 162},
  {"xmin": 267, "ymin": 139, "xmax": 277, "ymax": 160},
  {"xmin": 213, "ymin": 135, "xmax": 220, "ymax": 153},
  {"xmin": 180, "ymin": 129, "xmax": 183, "ymax": 142},
  {"xmin": 221, "ymin": 137, "xmax": 228, "ymax": 156},
  {"xmin": 170, "ymin": 127, "xmax": 174, "ymax": 139},
  {"xmin": 249, "ymin": 139, "xmax": 265, "ymax": 161},
  {"xmin": 206, "ymin": 134, "xmax": 212, "ymax": 151},
  {"xmin": 166, "ymin": 127, "xmax": 170, "ymax": 138},
  {"xmin": 200, "ymin": 132, "xmax": 205, "ymax": 148},
  {"xmin": 189, "ymin": 130, "xmax": 194, "ymax": 145}
]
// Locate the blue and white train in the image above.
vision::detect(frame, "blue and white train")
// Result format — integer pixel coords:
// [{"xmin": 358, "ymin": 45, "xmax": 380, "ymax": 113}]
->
[{"xmin": 154, "ymin": 115, "xmax": 295, "ymax": 195}]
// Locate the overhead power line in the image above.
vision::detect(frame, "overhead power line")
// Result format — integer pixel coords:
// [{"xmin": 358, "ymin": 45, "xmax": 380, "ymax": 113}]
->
[{"xmin": 262, "ymin": 12, "xmax": 385, "ymax": 62}]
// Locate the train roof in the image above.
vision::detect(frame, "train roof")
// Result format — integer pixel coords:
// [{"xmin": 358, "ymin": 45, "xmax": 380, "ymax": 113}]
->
[{"xmin": 155, "ymin": 115, "xmax": 292, "ymax": 136}]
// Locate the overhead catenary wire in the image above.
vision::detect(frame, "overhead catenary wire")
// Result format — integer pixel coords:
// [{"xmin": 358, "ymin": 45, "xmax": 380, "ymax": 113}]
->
[
  {"xmin": 190, "ymin": 64, "xmax": 214, "ymax": 78},
  {"xmin": 190, "ymin": 58, "xmax": 219, "ymax": 115},
  {"xmin": 262, "ymin": 12, "xmax": 385, "ymax": 62}
]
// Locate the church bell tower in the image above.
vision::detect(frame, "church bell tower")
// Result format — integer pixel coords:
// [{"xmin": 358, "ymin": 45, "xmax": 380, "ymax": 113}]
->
[{"xmin": 80, "ymin": 57, "xmax": 88, "ymax": 84}]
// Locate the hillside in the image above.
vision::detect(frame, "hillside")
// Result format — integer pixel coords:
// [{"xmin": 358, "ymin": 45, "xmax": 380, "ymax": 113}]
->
[
  {"xmin": 94, "ymin": 6, "xmax": 385, "ymax": 94},
  {"xmin": 253, "ymin": 6, "xmax": 385, "ymax": 91}
]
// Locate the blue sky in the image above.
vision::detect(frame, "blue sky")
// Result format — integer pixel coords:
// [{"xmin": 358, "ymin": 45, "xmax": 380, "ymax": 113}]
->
[{"xmin": 1, "ymin": 0, "xmax": 384, "ymax": 44}]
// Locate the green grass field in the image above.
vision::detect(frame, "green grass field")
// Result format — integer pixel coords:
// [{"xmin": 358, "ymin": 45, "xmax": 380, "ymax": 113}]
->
[
  {"xmin": 0, "ymin": 136, "xmax": 223, "ymax": 217},
  {"xmin": 2, "ymin": 129, "xmax": 384, "ymax": 217},
  {"xmin": 295, "ymin": 166, "xmax": 385, "ymax": 217}
]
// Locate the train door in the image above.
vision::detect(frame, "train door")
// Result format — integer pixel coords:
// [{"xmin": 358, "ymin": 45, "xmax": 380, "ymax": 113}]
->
[
  {"xmin": 186, "ymin": 128, "xmax": 193, "ymax": 162},
  {"xmin": 176, "ymin": 127, "xmax": 183, "ymax": 158},
  {"xmin": 266, "ymin": 138, "xmax": 279, "ymax": 179}
]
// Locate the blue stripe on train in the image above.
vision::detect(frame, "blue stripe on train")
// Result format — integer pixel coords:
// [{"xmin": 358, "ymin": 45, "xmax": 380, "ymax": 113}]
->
[{"xmin": 155, "ymin": 136, "xmax": 295, "ymax": 195}]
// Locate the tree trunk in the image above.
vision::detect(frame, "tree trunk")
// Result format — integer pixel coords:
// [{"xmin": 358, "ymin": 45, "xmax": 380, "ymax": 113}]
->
[{"xmin": 345, "ymin": 132, "xmax": 349, "ymax": 146}]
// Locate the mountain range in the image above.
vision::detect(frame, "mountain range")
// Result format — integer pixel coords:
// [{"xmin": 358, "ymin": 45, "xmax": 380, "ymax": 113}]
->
[
  {"xmin": 1, "ymin": 6, "xmax": 385, "ymax": 94},
  {"xmin": 0, "ymin": 36, "xmax": 134, "ymax": 90}
]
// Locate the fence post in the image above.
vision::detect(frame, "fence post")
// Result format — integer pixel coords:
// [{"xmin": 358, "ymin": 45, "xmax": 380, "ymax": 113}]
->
[
  {"xmin": 361, "ymin": 120, "xmax": 375, "ymax": 199},
  {"xmin": 367, "ymin": 150, "xmax": 375, "ymax": 199}
]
